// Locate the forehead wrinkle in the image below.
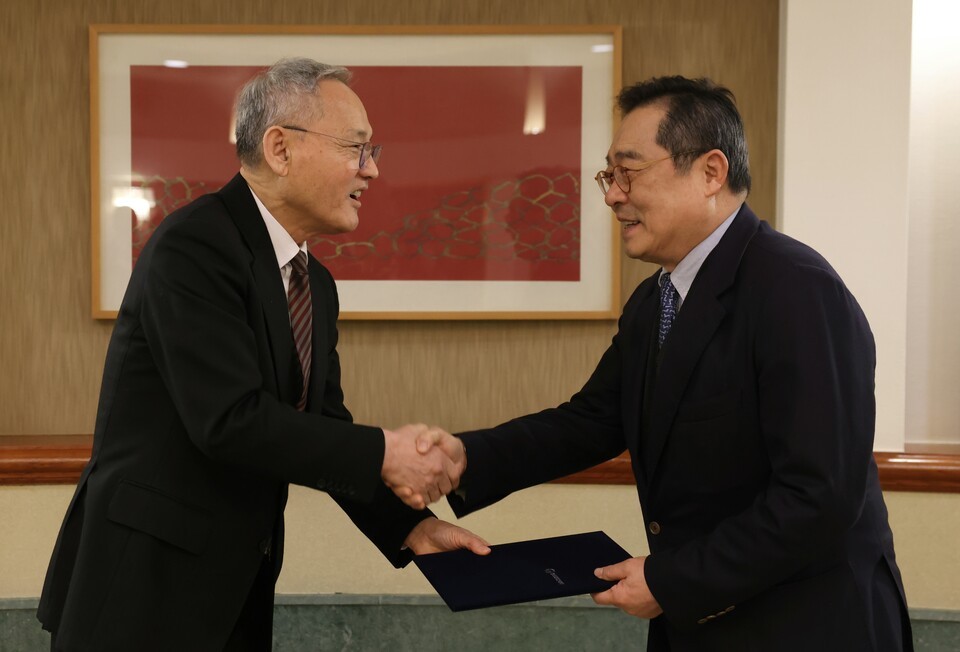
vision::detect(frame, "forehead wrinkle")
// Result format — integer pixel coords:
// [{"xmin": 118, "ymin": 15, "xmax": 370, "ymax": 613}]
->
[
  {"xmin": 319, "ymin": 125, "xmax": 369, "ymax": 144},
  {"xmin": 328, "ymin": 125, "xmax": 371, "ymax": 145}
]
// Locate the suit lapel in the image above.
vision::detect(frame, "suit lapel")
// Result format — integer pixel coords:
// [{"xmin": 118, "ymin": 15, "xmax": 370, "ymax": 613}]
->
[
  {"xmin": 641, "ymin": 205, "xmax": 761, "ymax": 482},
  {"xmin": 305, "ymin": 260, "xmax": 329, "ymax": 413},
  {"xmin": 217, "ymin": 174, "xmax": 298, "ymax": 406},
  {"xmin": 622, "ymin": 279, "xmax": 659, "ymax": 486}
]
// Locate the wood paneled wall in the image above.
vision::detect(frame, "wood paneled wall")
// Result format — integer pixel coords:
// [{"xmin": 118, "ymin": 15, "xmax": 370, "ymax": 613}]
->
[{"xmin": 0, "ymin": 0, "xmax": 779, "ymax": 435}]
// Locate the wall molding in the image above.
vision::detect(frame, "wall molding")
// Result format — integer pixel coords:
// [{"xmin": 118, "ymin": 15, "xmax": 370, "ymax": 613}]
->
[
  {"xmin": 555, "ymin": 449, "xmax": 960, "ymax": 493},
  {"xmin": 0, "ymin": 436, "xmax": 91, "ymax": 485},
  {"xmin": 1, "ymin": 435, "xmax": 958, "ymax": 493}
]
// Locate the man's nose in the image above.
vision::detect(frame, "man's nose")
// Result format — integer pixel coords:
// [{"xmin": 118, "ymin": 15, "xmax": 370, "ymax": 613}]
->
[
  {"xmin": 360, "ymin": 157, "xmax": 379, "ymax": 180},
  {"xmin": 604, "ymin": 183, "xmax": 626, "ymax": 207}
]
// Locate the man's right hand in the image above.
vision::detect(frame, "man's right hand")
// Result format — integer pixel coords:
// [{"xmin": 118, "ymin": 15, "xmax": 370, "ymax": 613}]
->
[
  {"xmin": 381, "ymin": 424, "xmax": 464, "ymax": 510},
  {"xmin": 416, "ymin": 428, "xmax": 466, "ymax": 472}
]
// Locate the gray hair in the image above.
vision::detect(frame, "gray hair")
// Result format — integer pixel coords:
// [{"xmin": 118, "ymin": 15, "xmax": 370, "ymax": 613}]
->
[{"xmin": 234, "ymin": 58, "xmax": 351, "ymax": 167}]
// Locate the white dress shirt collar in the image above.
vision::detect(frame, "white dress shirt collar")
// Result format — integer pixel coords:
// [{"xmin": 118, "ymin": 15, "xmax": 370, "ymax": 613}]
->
[
  {"xmin": 660, "ymin": 204, "xmax": 742, "ymax": 309},
  {"xmin": 249, "ymin": 188, "xmax": 308, "ymax": 294}
]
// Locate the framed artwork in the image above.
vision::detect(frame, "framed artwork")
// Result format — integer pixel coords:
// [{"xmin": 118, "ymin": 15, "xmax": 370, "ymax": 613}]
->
[{"xmin": 90, "ymin": 25, "xmax": 622, "ymax": 319}]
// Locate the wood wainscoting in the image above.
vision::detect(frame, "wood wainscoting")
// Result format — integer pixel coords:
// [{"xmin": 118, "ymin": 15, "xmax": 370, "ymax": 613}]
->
[{"xmin": 1, "ymin": 436, "xmax": 958, "ymax": 493}]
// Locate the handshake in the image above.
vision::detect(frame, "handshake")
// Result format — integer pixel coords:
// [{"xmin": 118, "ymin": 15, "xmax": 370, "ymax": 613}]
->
[{"xmin": 380, "ymin": 424, "xmax": 466, "ymax": 510}]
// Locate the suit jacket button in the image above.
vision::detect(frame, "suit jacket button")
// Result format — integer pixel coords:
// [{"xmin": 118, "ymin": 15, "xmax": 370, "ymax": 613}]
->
[{"xmin": 648, "ymin": 521, "xmax": 661, "ymax": 535}]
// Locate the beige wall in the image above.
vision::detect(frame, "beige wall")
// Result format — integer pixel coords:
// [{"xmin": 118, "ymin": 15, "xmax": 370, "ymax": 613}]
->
[
  {"xmin": 778, "ymin": 0, "xmax": 912, "ymax": 451},
  {"xmin": 3, "ymin": 484, "xmax": 959, "ymax": 611},
  {"xmin": 4, "ymin": 0, "xmax": 956, "ymax": 616}
]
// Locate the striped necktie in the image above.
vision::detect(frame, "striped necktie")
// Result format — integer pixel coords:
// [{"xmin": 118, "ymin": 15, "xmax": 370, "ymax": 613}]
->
[{"xmin": 288, "ymin": 251, "xmax": 312, "ymax": 411}]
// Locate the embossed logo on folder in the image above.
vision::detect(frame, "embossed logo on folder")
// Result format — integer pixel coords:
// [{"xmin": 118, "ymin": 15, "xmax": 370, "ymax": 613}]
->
[{"xmin": 545, "ymin": 568, "xmax": 565, "ymax": 585}]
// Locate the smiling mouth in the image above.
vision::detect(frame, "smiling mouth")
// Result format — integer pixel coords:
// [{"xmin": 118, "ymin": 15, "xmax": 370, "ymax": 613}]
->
[
  {"xmin": 621, "ymin": 220, "xmax": 639, "ymax": 228},
  {"xmin": 349, "ymin": 190, "xmax": 363, "ymax": 201}
]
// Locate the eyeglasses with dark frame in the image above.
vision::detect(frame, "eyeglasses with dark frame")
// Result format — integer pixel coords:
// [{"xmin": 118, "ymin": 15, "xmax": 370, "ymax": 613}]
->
[
  {"xmin": 281, "ymin": 125, "xmax": 383, "ymax": 169},
  {"xmin": 594, "ymin": 151, "xmax": 701, "ymax": 195}
]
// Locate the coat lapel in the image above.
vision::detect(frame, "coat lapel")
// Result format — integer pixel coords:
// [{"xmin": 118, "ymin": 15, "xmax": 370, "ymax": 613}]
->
[
  {"xmin": 305, "ymin": 260, "xmax": 330, "ymax": 413},
  {"xmin": 217, "ymin": 174, "xmax": 297, "ymax": 406},
  {"xmin": 622, "ymin": 278, "xmax": 659, "ymax": 480},
  {"xmin": 641, "ymin": 205, "xmax": 761, "ymax": 482}
]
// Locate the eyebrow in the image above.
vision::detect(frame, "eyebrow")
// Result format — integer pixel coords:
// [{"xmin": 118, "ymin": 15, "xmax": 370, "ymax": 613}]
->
[
  {"xmin": 347, "ymin": 128, "xmax": 371, "ymax": 141},
  {"xmin": 606, "ymin": 148, "xmax": 643, "ymax": 165}
]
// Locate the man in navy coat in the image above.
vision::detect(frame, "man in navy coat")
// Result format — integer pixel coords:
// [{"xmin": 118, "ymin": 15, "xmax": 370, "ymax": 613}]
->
[{"xmin": 444, "ymin": 76, "xmax": 912, "ymax": 651}]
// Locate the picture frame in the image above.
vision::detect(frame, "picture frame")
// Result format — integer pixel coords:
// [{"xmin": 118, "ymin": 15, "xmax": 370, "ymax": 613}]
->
[{"xmin": 90, "ymin": 25, "xmax": 622, "ymax": 319}]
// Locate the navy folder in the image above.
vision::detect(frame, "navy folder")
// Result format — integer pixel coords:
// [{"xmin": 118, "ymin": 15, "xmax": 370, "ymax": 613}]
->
[{"xmin": 413, "ymin": 530, "xmax": 632, "ymax": 612}]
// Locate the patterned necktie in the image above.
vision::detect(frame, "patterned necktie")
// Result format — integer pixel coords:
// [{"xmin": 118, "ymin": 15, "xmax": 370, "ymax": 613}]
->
[
  {"xmin": 287, "ymin": 251, "xmax": 312, "ymax": 411},
  {"xmin": 658, "ymin": 272, "xmax": 679, "ymax": 348}
]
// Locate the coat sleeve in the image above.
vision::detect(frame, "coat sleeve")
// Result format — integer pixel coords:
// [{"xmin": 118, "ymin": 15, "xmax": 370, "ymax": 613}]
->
[{"xmin": 448, "ymin": 316, "xmax": 631, "ymax": 518}]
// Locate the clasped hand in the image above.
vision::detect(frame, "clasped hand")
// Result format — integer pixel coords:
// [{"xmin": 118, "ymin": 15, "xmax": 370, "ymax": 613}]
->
[{"xmin": 381, "ymin": 424, "xmax": 466, "ymax": 509}]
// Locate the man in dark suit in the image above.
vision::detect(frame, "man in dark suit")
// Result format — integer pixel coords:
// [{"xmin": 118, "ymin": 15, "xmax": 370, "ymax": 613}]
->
[
  {"xmin": 38, "ymin": 58, "xmax": 486, "ymax": 651},
  {"xmin": 441, "ymin": 77, "xmax": 913, "ymax": 651}
]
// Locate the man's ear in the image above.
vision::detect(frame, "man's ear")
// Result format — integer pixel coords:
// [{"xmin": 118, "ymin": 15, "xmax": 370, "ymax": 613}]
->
[
  {"xmin": 262, "ymin": 126, "xmax": 291, "ymax": 176},
  {"xmin": 701, "ymin": 149, "xmax": 729, "ymax": 197}
]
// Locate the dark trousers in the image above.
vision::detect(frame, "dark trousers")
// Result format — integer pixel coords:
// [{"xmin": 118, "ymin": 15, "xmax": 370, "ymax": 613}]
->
[
  {"xmin": 224, "ymin": 554, "xmax": 276, "ymax": 652},
  {"xmin": 50, "ymin": 553, "xmax": 277, "ymax": 652}
]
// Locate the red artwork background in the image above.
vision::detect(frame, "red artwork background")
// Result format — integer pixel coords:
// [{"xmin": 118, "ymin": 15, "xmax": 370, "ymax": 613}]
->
[{"xmin": 130, "ymin": 65, "xmax": 582, "ymax": 281}]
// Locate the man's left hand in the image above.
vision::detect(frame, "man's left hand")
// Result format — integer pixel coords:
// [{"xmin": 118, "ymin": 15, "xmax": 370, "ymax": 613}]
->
[
  {"xmin": 591, "ymin": 556, "xmax": 663, "ymax": 619},
  {"xmin": 404, "ymin": 517, "xmax": 491, "ymax": 556}
]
